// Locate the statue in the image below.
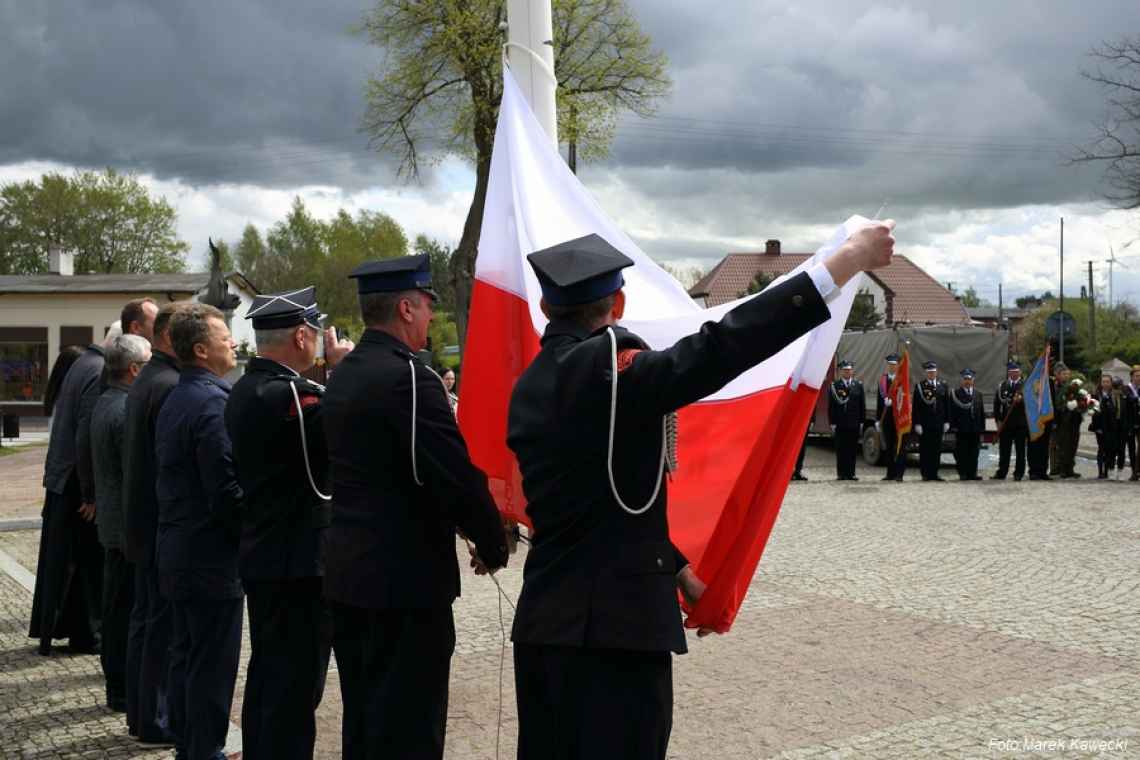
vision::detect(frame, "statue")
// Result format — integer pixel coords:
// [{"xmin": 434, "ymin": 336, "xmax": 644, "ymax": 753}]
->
[{"xmin": 203, "ymin": 237, "xmax": 241, "ymax": 312}]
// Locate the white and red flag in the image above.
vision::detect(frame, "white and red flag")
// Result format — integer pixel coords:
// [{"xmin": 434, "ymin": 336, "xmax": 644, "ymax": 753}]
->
[{"xmin": 460, "ymin": 70, "xmax": 872, "ymax": 632}]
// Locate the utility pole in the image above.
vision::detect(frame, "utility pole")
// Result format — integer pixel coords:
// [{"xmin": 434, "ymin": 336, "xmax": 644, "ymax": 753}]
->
[
  {"xmin": 1059, "ymin": 217, "xmax": 1065, "ymax": 365},
  {"xmin": 567, "ymin": 104, "xmax": 578, "ymax": 174},
  {"xmin": 998, "ymin": 283, "xmax": 1003, "ymax": 325},
  {"xmin": 1087, "ymin": 260, "xmax": 1096, "ymax": 352}
]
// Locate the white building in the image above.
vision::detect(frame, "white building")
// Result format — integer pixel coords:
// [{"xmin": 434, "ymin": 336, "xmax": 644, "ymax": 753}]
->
[{"xmin": 0, "ymin": 251, "xmax": 257, "ymax": 417}]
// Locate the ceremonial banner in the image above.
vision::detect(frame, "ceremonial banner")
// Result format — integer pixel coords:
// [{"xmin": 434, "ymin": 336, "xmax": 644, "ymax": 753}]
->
[
  {"xmin": 1024, "ymin": 346, "xmax": 1054, "ymax": 441},
  {"xmin": 889, "ymin": 350, "xmax": 912, "ymax": 456},
  {"xmin": 460, "ymin": 69, "xmax": 869, "ymax": 632}
]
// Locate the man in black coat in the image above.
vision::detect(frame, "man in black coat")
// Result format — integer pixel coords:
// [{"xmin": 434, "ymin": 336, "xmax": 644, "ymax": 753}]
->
[
  {"xmin": 991, "ymin": 361, "xmax": 1027, "ymax": 481},
  {"xmin": 1127, "ymin": 366, "xmax": 1140, "ymax": 480},
  {"xmin": 913, "ymin": 361, "xmax": 950, "ymax": 481},
  {"xmin": 827, "ymin": 359, "xmax": 864, "ymax": 480},
  {"xmin": 321, "ymin": 255, "xmax": 509, "ymax": 760},
  {"xmin": 507, "ymin": 224, "xmax": 895, "ymax": 760},
  {"xmin": 122, "ymin": 301, "xmax": 184, "ymax": 744},
  {"xmin": 949, "ymin": 368, "xmax": 985, "ymax": 480},
  {"xmin": 875, "ymin": 353, "xmax": 907, "ymax": 481},
  {"xmin": 225, "ymin": 287, "xmax": 353, "ymax": 760},
  {"xmin": 30, "ymin": 336, "xmax": 112, "ymax": 654},
  {"xmin": 156, "ymin": 303, "xmax": 245, "ymax": 760}
]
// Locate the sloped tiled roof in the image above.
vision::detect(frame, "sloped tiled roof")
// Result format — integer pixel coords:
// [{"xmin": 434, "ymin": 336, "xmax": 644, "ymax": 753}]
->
[{"xmin": 690, "ymin": 252, "xmax": 969, "ymax": 325}]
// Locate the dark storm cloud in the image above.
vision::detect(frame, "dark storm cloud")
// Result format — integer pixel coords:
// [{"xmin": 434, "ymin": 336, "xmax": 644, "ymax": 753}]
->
[{"xmin": 0, "ymin": 0, "xmax": 392, "ymax": 188}]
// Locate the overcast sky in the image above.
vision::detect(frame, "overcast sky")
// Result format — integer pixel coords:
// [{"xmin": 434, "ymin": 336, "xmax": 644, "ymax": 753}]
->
[{"xmin": 3, "ymin": 0, "xmax": 1140, "ymax": 306}]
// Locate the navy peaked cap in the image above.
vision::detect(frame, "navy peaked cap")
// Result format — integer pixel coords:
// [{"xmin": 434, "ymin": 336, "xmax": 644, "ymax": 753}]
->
[
  {"xmin": 922, "ymin": 360, "xmax": 938, "ymax": 370},
  {"xmin": 960, "ymin": 368, "xmax": 975, "ymax": 378},
  {"xmin": 838, "ymin": 360, "xmax": 854, "ymax": 369},
  {"xmin": 349, "ymin": 254, "xmax": 437, "ymax": 299},
  {"xmin": 245, "ymin": 285, "xmax": 324, "ymax": 330},
  {"xmin": 1007, "ymin": 361, "xmax": 1021, "ymax": 370},
  {"xmin": 885, "ymin": 353, "xmax": 900, "ymax": 363},
  {"xmin": 526, "ymin": 234, "xmax": 634, "ymax": 307}
]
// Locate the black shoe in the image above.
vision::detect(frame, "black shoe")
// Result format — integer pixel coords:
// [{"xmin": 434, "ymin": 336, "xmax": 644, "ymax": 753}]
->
[
  {"xmin": 990, "ymin": 474, "xmax": 1006, "ymax": 480},
  {"xmin": 791, "ymin": 473, "xmax": 807, "ymax": 481},
  {"xmin": 881, "ymin": 475, "xmax": 894, "ymax": 481},
  {"xmin": 66, "ymin": 639, "xmax": 99, "ymax": 655},
  {"xmin": 894, "ymin": 476, "xmax": 904, "ymax": 482},
  {"xmin": 849, "ymin": 476, "xmax": 859, "ymax": 482},
  {"xmin": 1014, "ymin": 475, "xmax": 1024, "ymax": 481}
]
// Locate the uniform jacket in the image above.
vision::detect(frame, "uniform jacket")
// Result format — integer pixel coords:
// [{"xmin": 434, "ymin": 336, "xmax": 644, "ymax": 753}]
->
[
  {"xmin": 226, "ymin": 357, "xmax": 330, "ymax": 580},
  {"xmin": 91, "ymin": 383, "xmax": 130, "ymax": 550},
  {"xmin": 155, "ymin": 367, "xmax": 244, "ymax": 600},
  {"xmin": 828, "ymin": 377, "xmax": 864, "ymax": 431},
  {"xmin": 507, "ymin": 271, "xmax": 830, "ymax": 655},
  {"xmin": 1090, "ymin": 390, "xmax": 1130, "ymax": 436},
  {"xmin": 322, "ymin": 329, "xmax": 508, "ymax": 610},
  {"xmin": 948, "ymin": 387, "xmax": 985, "ymax": 434},
  {"xmin": 913, "ymin": 378, "xmax": 949, "ymax": 427},
  {"xmin": 122, "ymin": 350, "xmax": 180, "ymax": 567},
  {"xmin": 876, "ymin": 373, "xmax": 898, "ymax": 428},
  {"xmin": 43, "ymin": 345, "xmax": 105, "ymax": 495},
  {"xmin": 993, "ymin": 379, "xmax": 1027, "ymax": 432}
]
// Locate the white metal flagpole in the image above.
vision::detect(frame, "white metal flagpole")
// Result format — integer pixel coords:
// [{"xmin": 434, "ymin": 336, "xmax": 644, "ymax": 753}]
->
[{"xmin": 506, "ymin": 0, "xmax": 558, "ymax": 146}]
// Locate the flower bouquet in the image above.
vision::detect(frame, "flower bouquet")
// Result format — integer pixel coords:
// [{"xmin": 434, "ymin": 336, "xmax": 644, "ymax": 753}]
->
[{"xmin": 1064, "ymin": 379, "xmax": 1094, "ymax": 414}]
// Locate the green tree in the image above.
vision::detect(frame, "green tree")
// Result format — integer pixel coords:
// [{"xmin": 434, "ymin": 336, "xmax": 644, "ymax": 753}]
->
[
  {"xmin": 844, "ymin": 289, "xmax": 882, "ymax": 331},
  {"xmin": 0, "ymin": 169, "xmax": 187, "ymax": 274},
  {"xmin": 233, "ymin": 224, "xmax": 268, "ymax": 286},
  {"xmin": 743, "ymin": 271, "xmax": 776, "ymax": 297},
  {"xmin": 359, "ymin": 0, "xmax": 670, "ymax": 348},
  {"xmin": 414, "ymin": 235, "xmax": 457, "ymax": 315},
  {"xmin": 960, "ymin": 286, "xmax": 989, "ymax": 308},
  {"xmin": 1075, "ymin": 36, "xmax": 1140, "ymax": 209}
]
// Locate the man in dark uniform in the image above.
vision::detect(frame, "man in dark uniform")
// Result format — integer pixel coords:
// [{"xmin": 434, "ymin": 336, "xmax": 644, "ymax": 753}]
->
[
  {"xmin": 875, "ymin": 354, "xmax": 907, "ymax": 481},
  {"xmin": 828, "ymin": 359, "xmax": 864, "ymax": 480},
  {"xmin": 949, "ymin": 368, "xmax": 985, "ymax": 480},
  {"xmin": 913, "ymin": 360, "xmax": 949, "ymax": 481},
  {"xmin": 507, "ymin": 224, "xmax": 895, "ymax": 760},
  {"xmin": 156, "ymin": 304, "xmax": 245, "ymax": 760},
  {"xmin": 790, "ymin": 416, "xmax": 812, "ymax": 481},
  {"xmin": 122, "ymin": 301, "xmax": 185, "ymax": 744},
  {"xmin": 1127, "ymin": 366, "xmax": 1140, "ymax": 480},
  {"xmin": 991, "ymin": 361, "xmax": 1027, "ymax": 481},
  {"xmin": 321, "ymin": 255, "xmax": 509, "ymax": 760},
  {"xmin": 226, "ymin": 287, "xmax": 353, "ymax": 760},
  {"xmin": 1051, "ymin": 362, "xmax": 1083, "ymax": 478}
]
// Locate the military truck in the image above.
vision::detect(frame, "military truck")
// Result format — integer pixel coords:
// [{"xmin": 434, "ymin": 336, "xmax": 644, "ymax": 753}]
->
[{"xmin": 808, "ymin": 325, "xmax": 1009, "ymax": 465}]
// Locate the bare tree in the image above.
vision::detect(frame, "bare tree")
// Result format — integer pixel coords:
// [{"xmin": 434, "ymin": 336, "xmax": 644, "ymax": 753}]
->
[{"xmin": 1074, "ymin": 36, "xmax": 1140, "ymax": 210}]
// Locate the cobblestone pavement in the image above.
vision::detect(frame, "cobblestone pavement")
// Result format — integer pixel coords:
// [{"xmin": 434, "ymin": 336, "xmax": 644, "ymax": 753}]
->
[{"xmin": 1, "ymin": 443, "xmax": 1137, "ymax": 758}]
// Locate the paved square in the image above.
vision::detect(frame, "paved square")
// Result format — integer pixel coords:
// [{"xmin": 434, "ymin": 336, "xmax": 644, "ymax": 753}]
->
[{"xmin": 1, "ymin": 443, "xmax": 1137, "ymax": 758}]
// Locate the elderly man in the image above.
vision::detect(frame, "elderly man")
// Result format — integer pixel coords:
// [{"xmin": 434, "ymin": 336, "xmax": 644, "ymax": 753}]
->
[
  {"xmin": 226, "ymin": 287, "xmax": 352, "ymax": 760},
  {"xmin": 992, "ymin": 361, "xmax": 1027, "ymax": 481},
  {"xmin": 156, "ymin": 303, "xmax": 244, "ymax": 760},
  {"xmin": 322, "ymin": 255, "xmax": 509, "ymax": 760},
  {"xmin": 506, "ymin": 224, "xmax": 894, "ymax": 760},
  {"xmin": 30, "ymin": 322, "xmax": 125, "ymax": 655},
  {"xmin": 122, "ymin": 301, "xmax": 185, "ymax": 744},
  {"xmin": 91, "ymin": 334, "xmax": 152, "ymax": 712}
]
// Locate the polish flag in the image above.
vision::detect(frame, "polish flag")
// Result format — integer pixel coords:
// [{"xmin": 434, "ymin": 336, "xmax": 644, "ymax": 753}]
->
[{"xmin": 460, "ymin": 70, "xmax": 871, "ymax": 632}]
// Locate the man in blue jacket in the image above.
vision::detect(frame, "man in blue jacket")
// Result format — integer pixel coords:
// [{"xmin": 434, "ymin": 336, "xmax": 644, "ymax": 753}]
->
[{"xmin": 156, "ymin": 303, "xmax": 244, "ymax": 760}]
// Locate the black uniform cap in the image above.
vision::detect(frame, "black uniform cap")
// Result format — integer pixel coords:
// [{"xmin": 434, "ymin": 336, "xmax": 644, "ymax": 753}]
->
[
  {"xmin": 922, "ymin": 360, "xmax": 938, "ymax": 370},
  {"xmin": 245, "ymin": 286, "xmax": 324, "ymax": 330},
  {"xmin": 885, "ymin": 353, "xmax": 900, "ymax": 363},
  {"xmin": 349, "ymin": 254, "xmax": 438, "ymax": 300},
  {"xmin": 526, "ymin": 234, "xmax": 634, "ymax": 307},
  {"xmin": 1007, "ymin": 361, "xmax": 1021, "ymax": 371},
  {"xmin": 837, "ymin": 359, "xmax": 854, "ymax": 370},
  {"xmin": 960, "ymin": 368, "xmax": 976, "ymax": 378}
]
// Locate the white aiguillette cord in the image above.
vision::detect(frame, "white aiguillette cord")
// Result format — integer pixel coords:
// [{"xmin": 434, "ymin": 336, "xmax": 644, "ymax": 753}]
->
[
  {"xmin": 606, "ymin": 327, "xmax": 667, "ymax": 515},
  {"xmin": 288, "ymin": 379, "xmax": 331, "ymax": 501}
]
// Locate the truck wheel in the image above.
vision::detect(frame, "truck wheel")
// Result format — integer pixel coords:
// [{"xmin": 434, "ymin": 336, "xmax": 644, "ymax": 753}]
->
[{"xmin": 862, "ymin": 427, "xmax": 885, "ymax": 466}]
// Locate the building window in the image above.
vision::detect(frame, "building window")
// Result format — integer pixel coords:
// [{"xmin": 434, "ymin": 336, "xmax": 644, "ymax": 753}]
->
[
  {"xmin": 855, "ymin": 292, "xmax": 875, "ymax": 310},
  {"xmin": 0, "ymin": 327, "xmax": 49, "ymax": 402}
]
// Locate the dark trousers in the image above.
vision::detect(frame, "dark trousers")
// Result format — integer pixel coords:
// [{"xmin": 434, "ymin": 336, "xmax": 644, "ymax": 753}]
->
[
  {"xmin": 995, "ymin": 428, "xmax": 1027, "ymax": 479},
  {"xmin": 171, "ymin": 597, "xmax": 243, "ymax": 760},
  {"xmin": 514, "ymin": 642, "xmax": 673, "ymax": 760},
  {"xmin": 918, "ymin": 426, "xmax": 943, "ymax": 479},
  {"xmin": 127, "ymin": 564, "xmax": 176, "ymax": 742},
  {"xmin": 29, "ymin": 476, "xmax": 103, "ymax": 648},
  {"xmin": 100, "ymin": 548, "xmax": 134, "ymax": 708},
  {"xmin": 332, "ymin": 603, "xmax": 455, "ymax": 760},
  {"xmin": 1096, "ymin": 432, "xmax": 1125, "ymax": 474},
  {"xmin": 1028, "ymin": 428, "xmax": 1052, "ymax": 478},
  {"xmin": 1127, "ymin": 430, "xmax": 1138, "ymax": 475},
  {"xmin": 880, "ymin": 421, "xmax": 907, "ymax": 479},
  {"xmin": 955, "ymin": 432, "xmax": 981, "ymax": 479},
  {"xmin": 793, "ymin": 436, "xmax": 807, "ymax": 475},
  {"xmin": 834, "ymin": 428, "xmax": 859, "ymax": 478},
  {"xmin": 242, "ymin": 578, "xmax": 333, "ymax": 760}
]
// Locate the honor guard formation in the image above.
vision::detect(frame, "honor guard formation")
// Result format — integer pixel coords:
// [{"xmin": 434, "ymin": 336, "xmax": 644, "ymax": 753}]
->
[{"xmin": 23, "ymin": 218, "xmax": 1137, "ymax": 760}]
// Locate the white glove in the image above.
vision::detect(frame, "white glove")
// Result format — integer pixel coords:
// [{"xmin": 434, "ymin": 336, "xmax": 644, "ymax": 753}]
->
[
  {"xmin": 875, "ymin": 422, "xmax": 881, "ymax": 432},
  {"xmin": 830, "ymin": 425, "xmax": 837, "ymax": 433},
  {"xmin": 915, "ymin": 424, "xmax": 923, "ymax": 435},
  {"xmin": 943, "ymin": 423, "xmax": 950, "ymax": 433},
  {"xmin": 1066, "ymin": 400, "xmax": 1078, "ymax": 411},
  {"xmin": 885, "ymin": 398, "xmax": 892, "ymax": 407}
]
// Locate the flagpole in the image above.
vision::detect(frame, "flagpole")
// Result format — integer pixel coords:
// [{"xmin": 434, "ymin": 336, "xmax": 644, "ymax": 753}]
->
[{"xmin": 506, "ymin": 0, "xmax": 558, "ymax": 146}]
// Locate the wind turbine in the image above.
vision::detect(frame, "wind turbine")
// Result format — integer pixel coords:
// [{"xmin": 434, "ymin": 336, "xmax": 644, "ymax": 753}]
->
[{"xmin": 1105, "ymin": 245, "xmax": 1128, "ymax": 308}]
